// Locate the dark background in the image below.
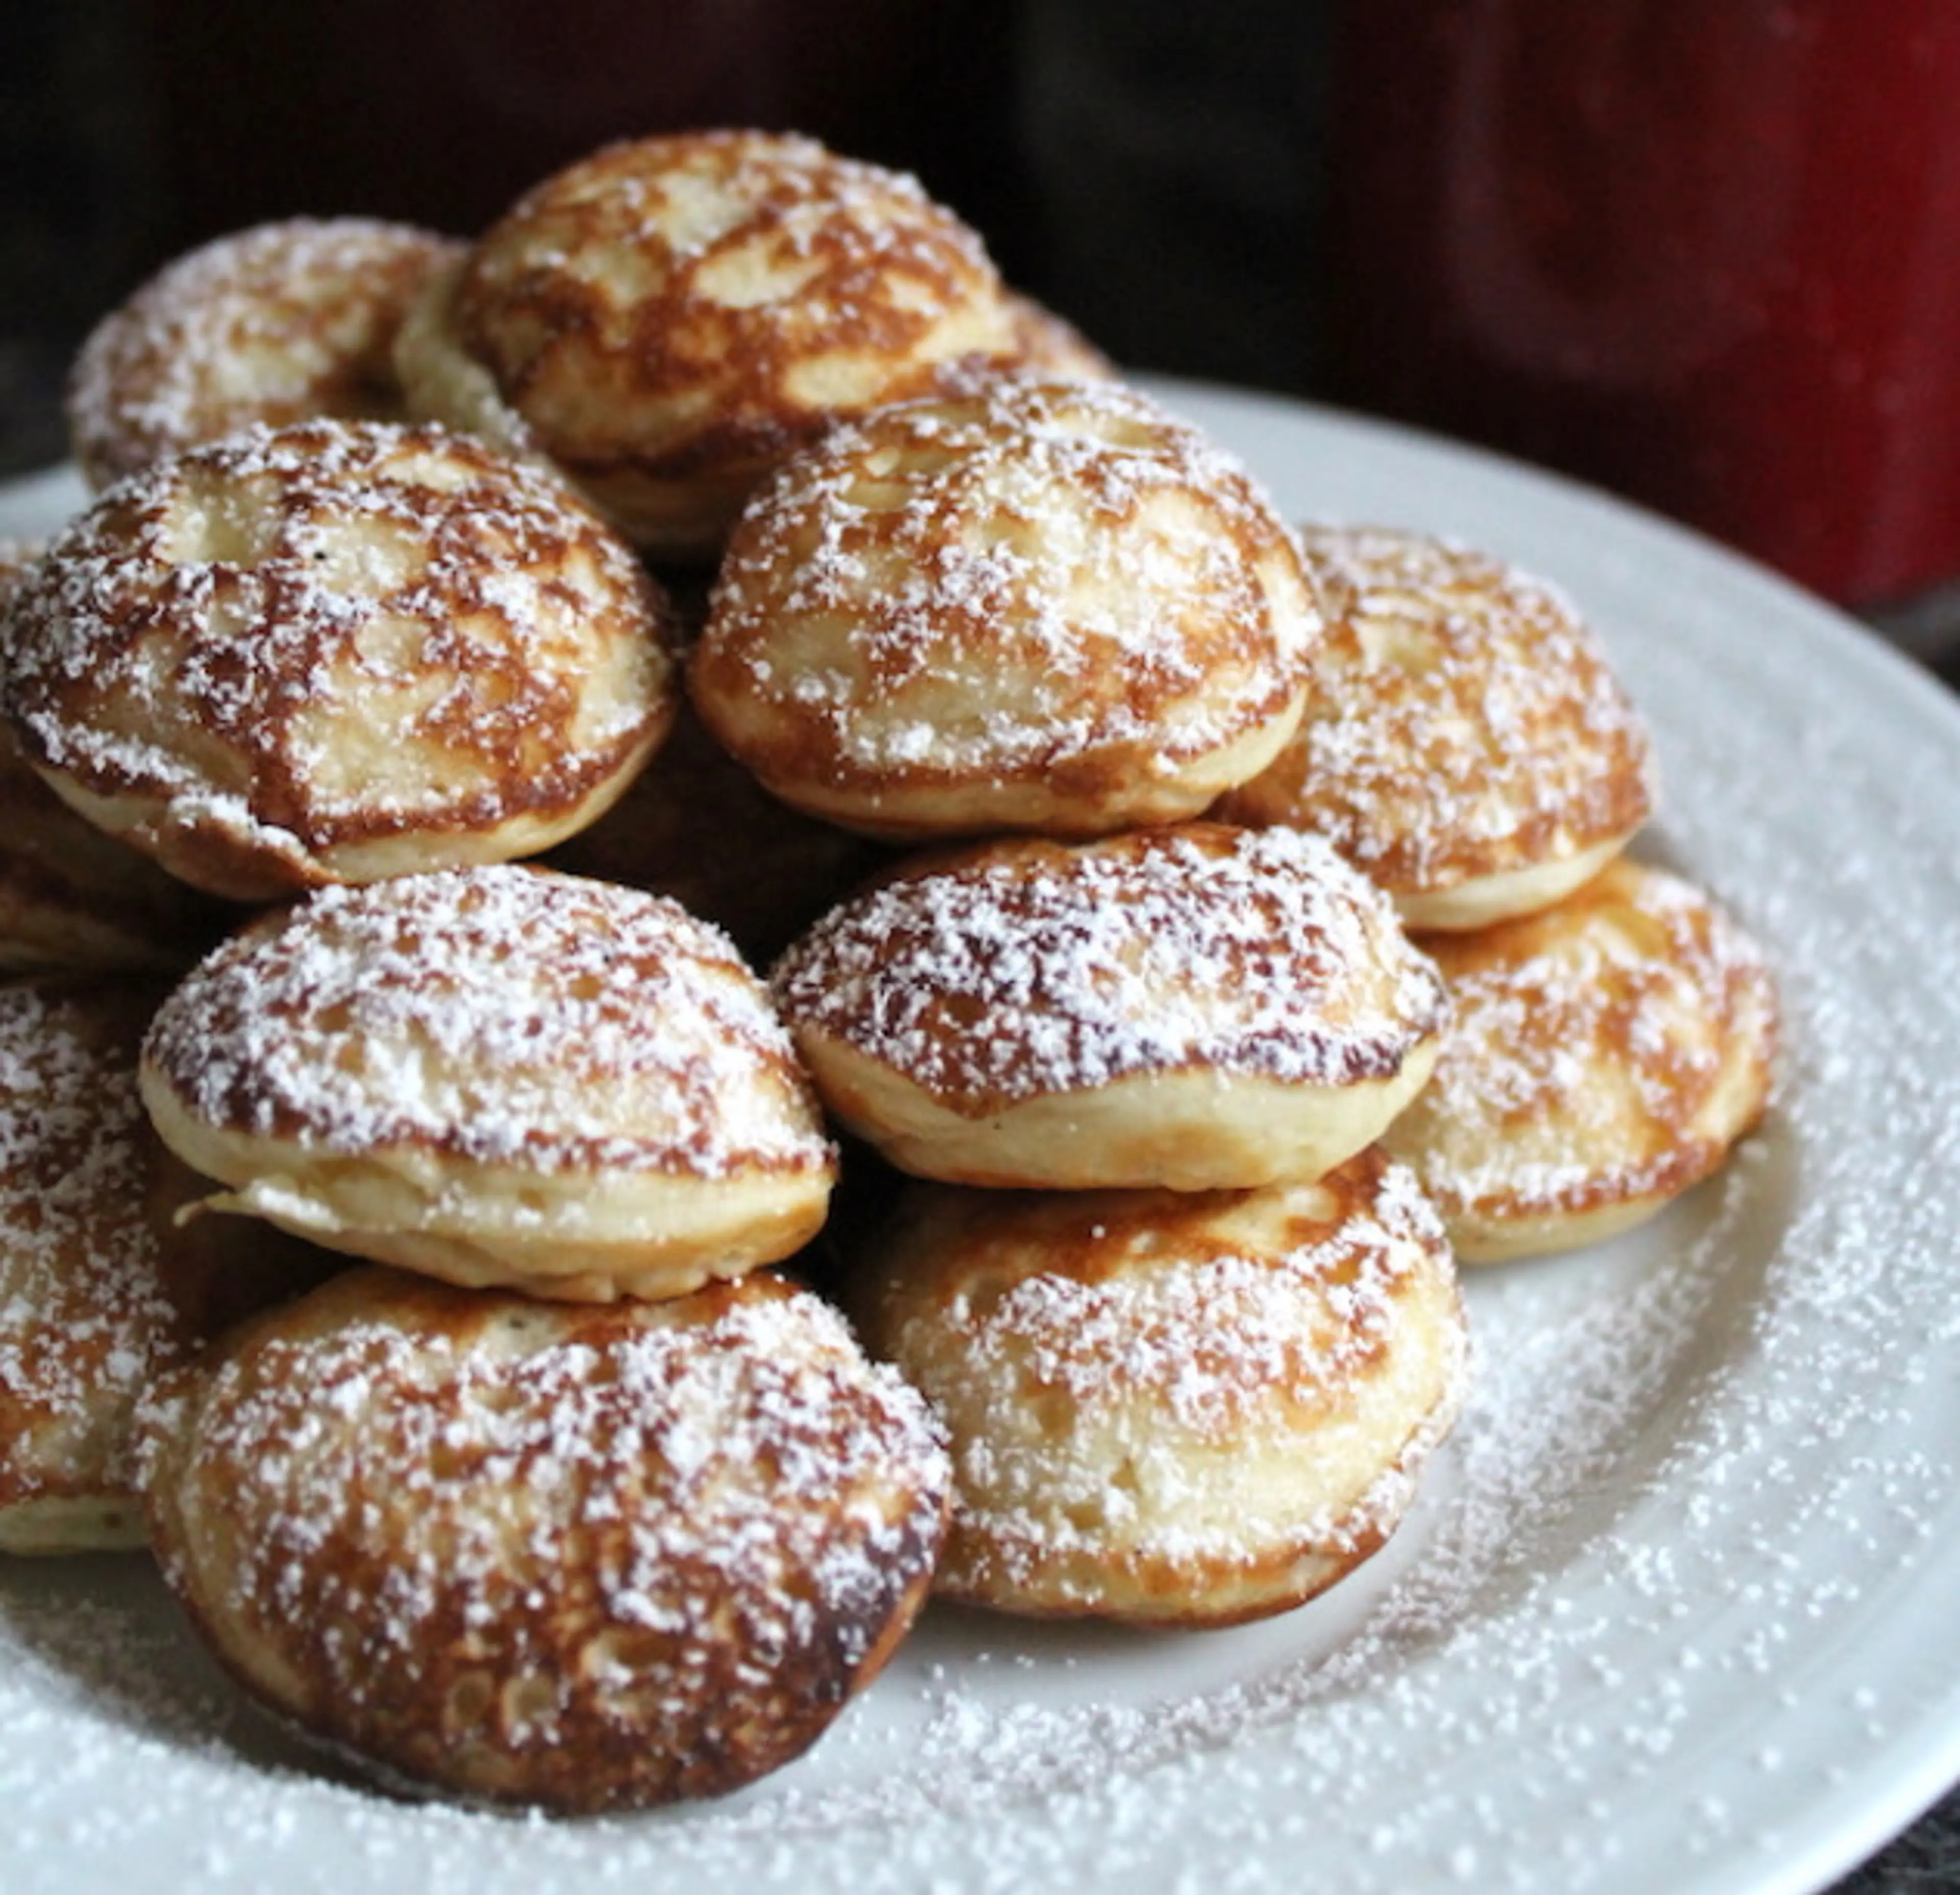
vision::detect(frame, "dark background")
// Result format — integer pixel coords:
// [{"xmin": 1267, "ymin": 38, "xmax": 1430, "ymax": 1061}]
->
[
  {"xmin": 1, "ymin": 7, "xmax": 1958, "ymax": 1883},
  {"xmin": 8, "ymin": 2, "xmax": 1960, "ymax": 651},
  {"xmin": 0, "ymin": 0, "xmax": 1340, "ymax": 476}
]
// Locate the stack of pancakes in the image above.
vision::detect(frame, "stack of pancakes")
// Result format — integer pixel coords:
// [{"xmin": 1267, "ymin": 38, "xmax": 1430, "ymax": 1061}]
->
[{"xmin": 0, "ymin": 127, "xmax": 1775, "ymax": 1811}]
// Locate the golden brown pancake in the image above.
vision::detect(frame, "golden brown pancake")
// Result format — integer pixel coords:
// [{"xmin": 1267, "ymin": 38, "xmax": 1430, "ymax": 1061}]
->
[
  {"xmin": 771, "ymin": 821, "xmax": 1448, "ymax": 1190},
  {"xmin": 396, "ymin": 128, "xmax": 1027, "ymax": 561},
  {"xmin": 2, "ymin": 419, "xmax": 678, "ymax": 901},
  {"xmin": 0, "ymin": 977, "xmax": 183, "ymax": 1553},
  {"xmin": 0, "ymin": 977, "xmax": 327, "ymax": 1554},
  {"xmin": 136, "ymin": 1266, "xmax": 950, "ymax": 1809},
  {"xmin": 851, "ymin": 1148, "xmax": 1466, "ymax": 1624},
  {"xmin": 67, "ymin": 217, "xmax": 461, "ymax": 491},
  {"xmin": 1214, "ymin": 524, "xmax": 1657, "ymax": 929},
  {"xmin": 139, "ymin": 865, "xmax": 839, "ymax": 1301},
  {"xmin": 691, "ymin": 376, "xmax": 1320, "ymax": 842},
  {"xmin": 1384, "ymin": 856, "xmax": 1779, "ymax": 1260}
]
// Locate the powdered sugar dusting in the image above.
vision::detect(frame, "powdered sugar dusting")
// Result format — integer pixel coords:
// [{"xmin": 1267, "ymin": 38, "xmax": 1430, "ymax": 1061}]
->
[
  {"xmin": 697, "ymin": 375, "xmax": 1314, "ymax": 785},
  {"xmin": 3, "ymin": 390, "xmax": 1958, "ymax": 1894},
  {"xmin": 165, "ymin": 1287, "xmax": 937, "ymax": 1623},
  {"xmin": 451, "ymin": 128, "xmax": 1023, "ymax": 519},
  {"xmin": 1221, "ymin": 524, "xmax": 1656, "ymax": 892},
  {"xmin": 977, "ymin": 1164, "xmax": 1441, "ymax": 1435},
  {"xmin": 772, "ymin": 825, "xmax": 1446, "ymax": 1105},
  {"xmin": 877, "ymin": 1157, "xmax": 1465, "ymax": 1586},
  {"xmin": 135, "ymin": 1277, "xmax": 948, "ymax": 1808},
  {"xmin": 65, "ymin": 217, "xmax": 460, "ymax": 489},
  {"xmin": 482, "ymin": 128, "xmax": 1000, "ymax": 316},
  {"xmin": 1392, "ymin": 858, "xmax": 1779, "ymax": 1224},
  {"xmin": 0, "ymin": 982, "xmax": 181, "ymax": 1501},
  {"xmin": 143, "ymin": 866, "xmax": 829, "ymax": 1178},
  {"xmin": 2, "ymin": 420, "xmax": 668, "ymax": 832}
]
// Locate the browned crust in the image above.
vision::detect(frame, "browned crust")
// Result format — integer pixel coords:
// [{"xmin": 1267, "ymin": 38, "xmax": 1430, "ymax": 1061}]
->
[
  {"xmin": 1215, "ymin": 525, "xmax": 1656, "ymax": 896},
  {"xmin": 1395, "ymin": 856, "xmax": 1779, "ymax": 1230},
  {"xmin": 772, "ymin": 821, "xmax": 1447, "ymax": 1119},
  {"xmin": 67, "ymin": 218, "xmax": 463, "ymax": 490},
  {"xmin": 3, "ymin": 422, "xmax": 678, "ymax": 897},
  {"xmin": 0, "ymin": 728, "xmax": 234, "ymax": 970},
  {"xmin": 931, "ymin": 1518, "xmax": 1390, "ymax": 1629},
  {"xmin": 454, "ymin": 131, "xmax": 1020, "ymax": 489},
  {"xmin": 139, "ymin": 865, "xmax": 834, "ymax": 1179},
  {"xmin": 689, "ymin": 377, "xmax": 1316, "ymax": 837},
  {"xmin": 138, "ymin": 1268, "xmax": 950, "ymax": 1811},
  {"xmin": 852, "ymin": 1152, "xmax": 1466, "ymax": 1625}
]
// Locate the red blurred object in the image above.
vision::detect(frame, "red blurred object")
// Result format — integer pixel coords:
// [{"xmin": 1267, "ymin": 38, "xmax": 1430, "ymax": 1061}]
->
[{"xmin": 1320, "ymin": 1, "xmax": 1960, "ymax": 610}]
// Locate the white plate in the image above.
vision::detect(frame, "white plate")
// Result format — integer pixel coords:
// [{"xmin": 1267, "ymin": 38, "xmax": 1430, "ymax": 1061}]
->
[{"xmin": 4, "ymin": 381, "xmax": 1959, "ymax": 1895}]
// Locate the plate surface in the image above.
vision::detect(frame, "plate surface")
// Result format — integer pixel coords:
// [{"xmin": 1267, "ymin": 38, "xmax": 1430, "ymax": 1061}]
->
[{"xmin": 4, "ymin": 382, "xmax": 1959, "ymax": 1895}]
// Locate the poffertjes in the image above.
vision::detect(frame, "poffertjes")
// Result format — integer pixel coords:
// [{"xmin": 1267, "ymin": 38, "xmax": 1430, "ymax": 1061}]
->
[
  {"xmin": 692, "ymin": 376, "xmax": 1320, "ymax": 841},
  {"xmin": 851, "ymin": 1149, "xmax": 1466, "ymax": 1625},
  {"xmin": 1384, "ymin": 856, "xmax": 1778, "ymax": 1260},
  {"xmin": 0, "ymin": 978, "xmax": 325, "ymax": 1555},
  {"xmin": 1, "ymin": 419, "xmax": 678, "ymax": 901},
  {"xmin": 771, "ymin": 821, "xmax": 1448, "ymax": 1191},
  {"xmin": 66, "ymin": 217, "xmax": 461, "ymax": 491},
  {"xmin": 137, "ymin": 1266, "xmax": 951, "ymax": 1810},
  {"xmin": 139, "ymin": 865, "xmax": 838, "ymax": 1301},
  {"xmin": 1215, "ymin": 524, "xmax": 1657, "ymax": 930},
  {"xmin": 395, "ymin": 128, "xmax": 1033, "ymax": 561},
  {"xmin": 0, "ymin": 543, "xmax": 227, "ymax": 971}
]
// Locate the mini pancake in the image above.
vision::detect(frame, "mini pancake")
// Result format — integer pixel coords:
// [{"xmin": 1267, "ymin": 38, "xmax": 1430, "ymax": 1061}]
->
[
  {"xmin": 0, "ymin": 977, "xmax": 185, "ymax": 1553},
  {"xmin": 0, "ymin": 977, "xmax": 327, "ymax": 1556},
  {"xmin": 395, "ymin": 128, "xmax": 1026, "ymax": 561},
  {"xmin": 67, "ymin": 217, "xmax": 461, "ymax": 491},
  {"xmin": 135, "ymin": 1266, "xmax": 950, "ymax": 1810},
  {"xmin": 139, "ymin": 865, "xmax": 839, "ymax": 1301},
  {"xmin": 691, "ymin": 376, "xmax": 1320, "ymax": 841},
  {"xmin": 1, "ymin": 419, "xmax": 678, "ymax": 901},
  {"xmin": 851, "ymin": 1148, "xmax": 1467, "ymax": 1625},
  {"xmin": 0, "ymin": 543, "xmax": 228, "ymax": 971},
  {"xmin": 1383, "ymin": 856, "xmax": 1779, "ymax": 1261},
  {"xmin": 544, "ymin": 700, "xmax": 892, "ymax": 966},
  {"xmin": 771, "ymin": 821, "xmax": 1449, "ymax": 1191},
  {"xmin": 1213, "ymin": 524, "xmax": 1658, "ymax": 930}
]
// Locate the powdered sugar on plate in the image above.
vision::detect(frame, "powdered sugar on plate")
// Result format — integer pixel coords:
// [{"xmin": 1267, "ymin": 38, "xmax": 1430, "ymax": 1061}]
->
[{"xmin": 2, "ymin": 382, "xmax": 1958, "ymax": 1895}]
